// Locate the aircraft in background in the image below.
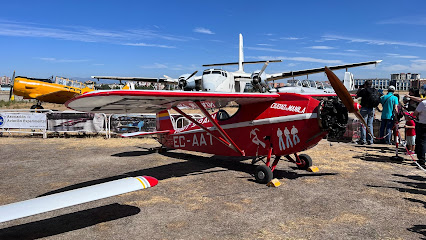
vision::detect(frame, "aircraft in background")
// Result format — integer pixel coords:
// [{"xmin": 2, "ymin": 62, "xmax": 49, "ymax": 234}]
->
[
  {"xmin": 90, "ymin": 34, "xmax": 382, "ymax": 94},
  {"xmin": 92, "ymin": 71, "xmax": 199, "ymax": 91},
  {"xmin": 9, "ymin": 72, "xmax": 95, "ymax": 109},
  {"xmin": 66, "ymin": 67, "xmax": 373, "ymax": 184},
  {"xmin": 272, "ymin": 71, "xmax": 356, "ymax": 97},
  {"xmin": 8, "ymin": 72, "xmax": 134, "ymax": 109}
]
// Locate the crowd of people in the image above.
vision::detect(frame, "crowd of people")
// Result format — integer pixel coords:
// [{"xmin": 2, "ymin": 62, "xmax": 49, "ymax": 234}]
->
[{"xmin": 355, "ymin": 82, "xmax": 426, "ymax": 168}]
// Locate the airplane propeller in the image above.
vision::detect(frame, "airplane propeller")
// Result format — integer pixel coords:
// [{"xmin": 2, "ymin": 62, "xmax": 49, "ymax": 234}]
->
[
  {"xmin": 9, "ymin": 71, "xmax": 15, "ymax": 101},
  {"xmin": 324, "ymin": 67, "xmax": 373, "ymax": 137},
  {"xmin": 251, "ymin": 61, "xmax": 270, "ymax": 93},
  {"xmin": 178, "ymin": 71, "xmax": 198, "ymax": 90}
]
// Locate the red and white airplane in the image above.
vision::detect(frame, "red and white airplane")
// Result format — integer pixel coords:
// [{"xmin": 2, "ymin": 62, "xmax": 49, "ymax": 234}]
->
[{"xmin": 66, "ymin": 67, "xmax": 372, "ymax": 184}]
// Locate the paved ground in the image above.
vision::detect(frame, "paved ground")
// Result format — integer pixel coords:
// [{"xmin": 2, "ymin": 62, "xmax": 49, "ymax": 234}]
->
[{"xmin": 0, "ymin": 136, "xmax": 425, "ymax": 240}]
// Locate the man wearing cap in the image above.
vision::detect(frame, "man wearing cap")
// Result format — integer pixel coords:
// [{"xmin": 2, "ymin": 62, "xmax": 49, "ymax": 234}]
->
[
  {"xmin": 379, "ymin": 85, "xmax": 399, "ymax": 144},
  {"xmin": 413, "ymin": 99, "xmax": 426, "ymax": 167}
]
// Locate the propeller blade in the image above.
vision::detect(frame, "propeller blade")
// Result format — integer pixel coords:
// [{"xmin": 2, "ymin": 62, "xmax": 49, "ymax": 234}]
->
[
  {"xmin": 258, "ymin": 61, "xmax": 269, "ymax": 76},
  {"xmin": 9, "ymin": 71, "xmax": 15, "ymax": 101},
  {"xmin": 325, "ymin": 67, "xmax": 374, "ymax": 137},
  {"xmin": 0, "ymin": 176, "xmax": 158, "ymax": 223},
  {"xmin": 324, "ymin": 67, "xmax": 355, "ymax": 113},
  {"xmin": 185, "ymin": 71, "xmax": 198, "ymax": 81}
]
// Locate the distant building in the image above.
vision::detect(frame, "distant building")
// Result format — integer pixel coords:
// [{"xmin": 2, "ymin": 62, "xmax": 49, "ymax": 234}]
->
[{"xmin": 0, "ymin": 76, "xmax": 11, "ymax": 85}]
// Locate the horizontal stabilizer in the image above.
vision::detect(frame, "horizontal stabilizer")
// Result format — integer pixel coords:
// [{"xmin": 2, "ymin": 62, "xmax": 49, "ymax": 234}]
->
[
  {"xmin": 203, "ymin": 60, "xmax": 281, "ymax": 67},
  {"xmin": 0, "ymin": 176, "xmax": 158, "ymax": 223},
  {"xmin": 121, "ymin": 130, "xmax": 171, "ymax": 138}
]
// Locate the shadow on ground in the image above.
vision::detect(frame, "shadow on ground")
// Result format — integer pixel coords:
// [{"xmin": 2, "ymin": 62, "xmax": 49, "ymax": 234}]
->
[
  {"xmin": 367, "ymin": 173, "xmax": 426, "ymax": 239},
  {"xmin": 0, "ymin": 204, "xmax": 139, "ymax": 240}
]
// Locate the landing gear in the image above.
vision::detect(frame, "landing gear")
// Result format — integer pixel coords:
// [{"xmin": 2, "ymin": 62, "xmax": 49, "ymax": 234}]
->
[
  {"xmin": 30, "ymin": 104, "xmax": 44, "ymax": 110},
  {"xmin": 253, "ymin": 152, "xmax": 313, "ymax": 184},
  {"xmin": 31, "ymin": 101, "xmax": 44, "ymax": 112},
  {"xmin": 295, "ymin": 154, "xmax": 313, "ymax": 170},
  {"xmin": 254, "ymin": 165, "xmax": 273, "ymax": 184}
]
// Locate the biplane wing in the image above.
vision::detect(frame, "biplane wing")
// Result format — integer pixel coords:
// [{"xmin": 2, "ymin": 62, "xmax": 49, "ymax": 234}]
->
[{"xmin": 66, "ymin": 90, "xmax": 280, "ymax": 114}]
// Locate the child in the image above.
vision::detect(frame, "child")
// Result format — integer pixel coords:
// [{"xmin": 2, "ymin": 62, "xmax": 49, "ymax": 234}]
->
[{"xmin": 404, "ymin": 112, "xmax": 416, "ymax": 155}]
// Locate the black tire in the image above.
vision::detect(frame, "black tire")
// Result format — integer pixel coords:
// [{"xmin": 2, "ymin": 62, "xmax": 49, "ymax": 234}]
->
[
  {"xmin": 30, "ymin": 105, "xmax": 44, "ymax": 110},
  {"xmin": 254, "ymin": 165, "xmax": 273, "ymax": 184},
  {"xmin": 297, "ymin": 154, "xmax": 313, "ymax": 170}
]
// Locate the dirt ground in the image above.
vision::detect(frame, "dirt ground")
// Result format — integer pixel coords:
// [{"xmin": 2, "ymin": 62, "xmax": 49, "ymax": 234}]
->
[{"xmin": 0, "ymin": 136, "xmax": 425, "ymax": 240}]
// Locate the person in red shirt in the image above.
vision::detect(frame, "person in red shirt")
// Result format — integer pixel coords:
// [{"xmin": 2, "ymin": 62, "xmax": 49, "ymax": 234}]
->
[{"xmin": 404, "ymin": 112, "xmax": 416, "ymax": 155}]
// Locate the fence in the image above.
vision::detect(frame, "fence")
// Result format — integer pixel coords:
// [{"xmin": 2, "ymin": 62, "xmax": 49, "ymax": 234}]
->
[{"xmin": 0, "ymin": 110, "xmax": 203, "ymax": 139}]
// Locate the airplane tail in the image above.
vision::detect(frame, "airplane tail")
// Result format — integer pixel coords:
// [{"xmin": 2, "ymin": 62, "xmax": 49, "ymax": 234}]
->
[
  {"xmin": 343, "ymin": 72, "xmax": 354, "ymax": 91},
  {"xmin": 156, "ymin": 110, "xmax": 174, "ymax": 131},
  {"xmin": 238, "ymin": 33, "xmax": 244, "ymax": 72}
]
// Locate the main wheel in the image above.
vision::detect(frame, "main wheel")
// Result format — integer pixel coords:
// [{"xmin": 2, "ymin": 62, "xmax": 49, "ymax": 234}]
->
[
  {"xmin": 254, "ymin": 165, "xmax": 273, "ymax": 184},
  {"xmin": 297, "ymin": 154, "xmax": 313, "ymax": 170},
  {"xmin": 30, "ymin": 105, "xmax": 44, "ymax": 112}
]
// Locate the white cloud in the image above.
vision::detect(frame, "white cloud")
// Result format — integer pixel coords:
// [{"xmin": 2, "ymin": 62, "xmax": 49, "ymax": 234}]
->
[
  {"xmin": 0, "ymin": 20, "xmax": 192, "ymax": 46},
  {"xmin": 257, "ymin": 43, "xmax": 274, "ymax": 47},
  {"xmin": 193, "ymin": 27, "xmax": 214, "ymax": 35},
  {"xmin": 307, "ymin": 46, "xmax": 335, "ymax": 50},
  {"xmin": 377, "ymin": 16, "xmax": 426, "ymax": 26},
  {"xmin": 385, "ymin": 53, "xmax": 419, "ymax": 59},
  {"xmin": 37, "ymin": 57, "xmax": 89, "ymax": 63},
  {"xmin": 123, "ymin": 43, "xmax": 176, "ymax": 48},
  {"xmin": 280, "ymin": 37, "xmax": 303, "ymax": 40},
  {"xmin": 323, "ymin": 34, "xmax": 426, "ymax": 48},
  {"xmin": 139, "ymin": 63, "xmax": 168, "ymax": 69},
  {"xmin": 380, "ymin": 62, "xmax": 426, "ymax": 72},
  {"xmin": 246, "ymin": 47, "xmax": 287, "ymax": 53}
]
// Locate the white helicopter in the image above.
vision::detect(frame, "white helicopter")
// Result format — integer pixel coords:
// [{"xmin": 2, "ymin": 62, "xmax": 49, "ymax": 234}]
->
[{"xmin": 92, "ymin": 34, "xmax": 381, "ymax": 93}]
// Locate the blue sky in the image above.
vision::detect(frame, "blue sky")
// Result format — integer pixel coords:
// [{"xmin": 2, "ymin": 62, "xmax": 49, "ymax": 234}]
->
[{"xmin": 1, "ymin": 0, "xmax": 426, "ymax": 82}]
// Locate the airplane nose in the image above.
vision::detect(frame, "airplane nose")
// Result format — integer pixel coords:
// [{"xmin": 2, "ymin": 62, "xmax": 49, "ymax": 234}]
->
[{"xmin": 317, "ymin": 99, "xmax": 348, "ymax": 138}]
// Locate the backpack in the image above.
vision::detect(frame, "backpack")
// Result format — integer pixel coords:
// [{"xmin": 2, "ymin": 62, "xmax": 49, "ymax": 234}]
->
[{"xmin": 364, "ymin": 88, "xmax": 380, "ymax": 108}]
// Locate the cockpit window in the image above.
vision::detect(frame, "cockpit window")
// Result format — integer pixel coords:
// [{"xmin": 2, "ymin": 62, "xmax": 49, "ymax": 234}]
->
[
  {"xmin": 203, "ymin": 71, "xmax": 211, "ymax": 75},
  {"xmin": 212, "ymin": 71, "xmax": 221, "ymax": 74},
  {"xmin": 302, "ymin": 80, "xmax": 310, "ymax": 87}
]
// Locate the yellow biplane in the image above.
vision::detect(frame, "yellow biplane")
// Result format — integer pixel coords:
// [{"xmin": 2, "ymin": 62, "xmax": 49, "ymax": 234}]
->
[{"xmin": 9, "ymin": 72, "xmax": 130, "ymax": 109}]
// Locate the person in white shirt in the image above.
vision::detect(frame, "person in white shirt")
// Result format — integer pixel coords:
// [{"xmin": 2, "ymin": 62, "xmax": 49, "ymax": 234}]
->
[{"xmin": 413, "ymin": 100, "xmax": 426, "ymax": 167}]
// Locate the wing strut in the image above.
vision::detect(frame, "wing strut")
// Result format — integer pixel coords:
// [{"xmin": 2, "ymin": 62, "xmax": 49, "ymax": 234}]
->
[
  {"xmin": 194, "ymin": 101, "xmax": 244, "ymax": 156},
  {"xmin": 171, "ymin": 104, "xmax": 245, "ymax": 156}
]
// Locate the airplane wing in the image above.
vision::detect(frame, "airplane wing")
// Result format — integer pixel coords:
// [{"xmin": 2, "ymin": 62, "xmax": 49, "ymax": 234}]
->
[
  {"xmin": 266, "ymin": 60, "xmax": 382, "ymax": 82},
  {"xmin": 0, "ymin": 176, "xmax": 158, "ymax": 223},
  {"xmin": 91, "ymin": 76, "xmax": 178, "ymax": 84},
  {"xmin": 66, "ymin": 90, "xmax": 279, "ymax": 114},
  {"xmin": 34, "ymin": 90, "xmax": 82, "ymax": 104}
]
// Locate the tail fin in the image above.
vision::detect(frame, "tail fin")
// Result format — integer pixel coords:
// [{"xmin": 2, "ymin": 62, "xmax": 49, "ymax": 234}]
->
[
  {"xmin": 238, "ymin": 33, "xmax": 244, "ymax": 72},
  {"xmin": 343, "ymin": 72, "xmax": 354, "ymax": 91},
  {"xmin": 156, "ymin": 110, "xmax": 174, "ymax": 131}
]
